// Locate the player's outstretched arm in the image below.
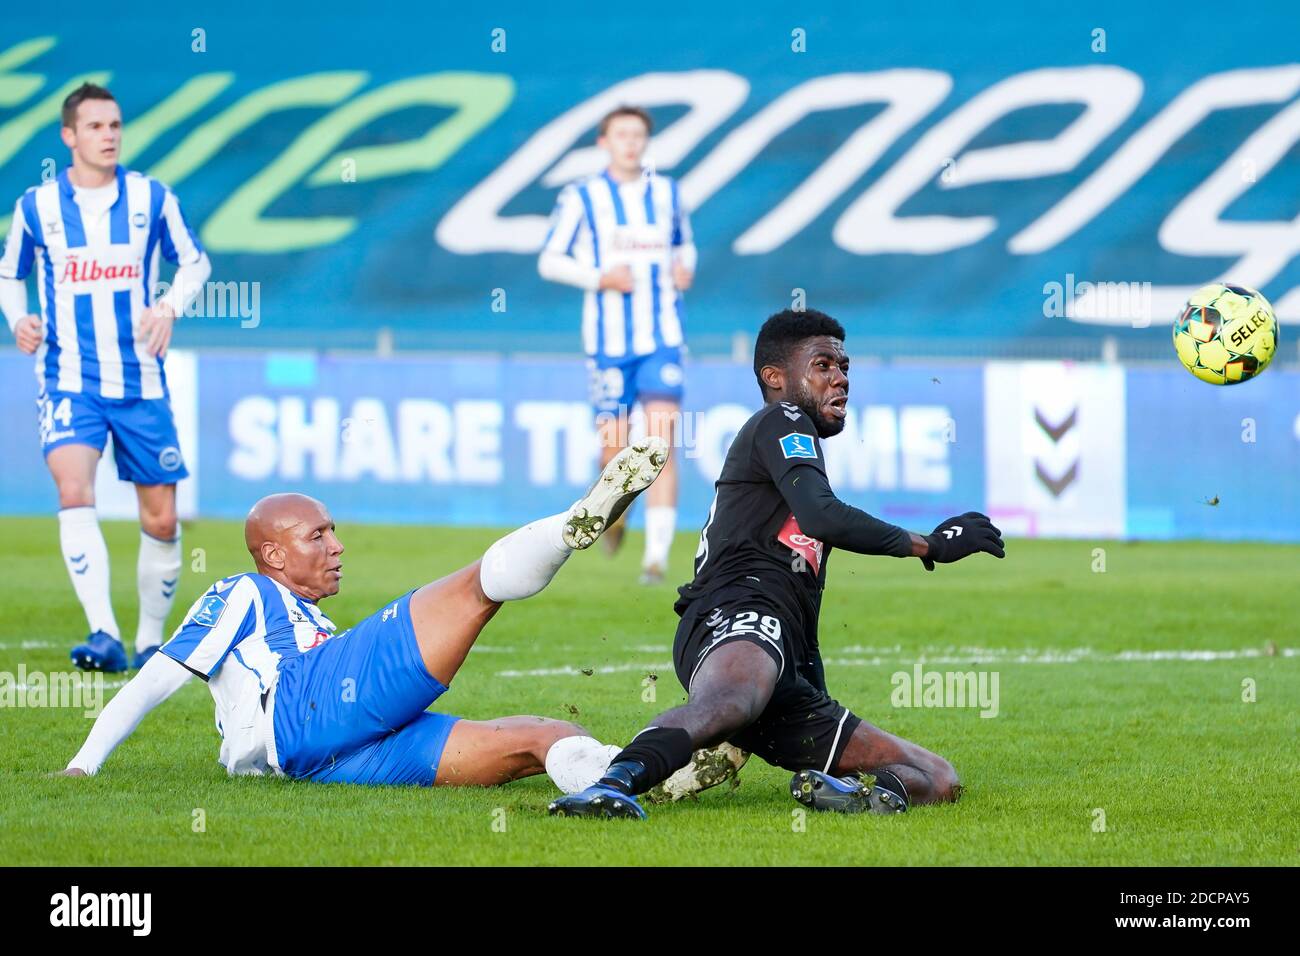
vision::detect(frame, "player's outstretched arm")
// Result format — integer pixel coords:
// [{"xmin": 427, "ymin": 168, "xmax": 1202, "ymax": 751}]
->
[
  {"xmin": 777, "ymin": 465, "xmax": 1005, "ymax": 567},
  {"xmin": 64, "ymin": 653, "xmax": 192, "ymax": 775},
  {"xmin": 778, "ymin": 464, "xmax": 918, "ymax": 557}
]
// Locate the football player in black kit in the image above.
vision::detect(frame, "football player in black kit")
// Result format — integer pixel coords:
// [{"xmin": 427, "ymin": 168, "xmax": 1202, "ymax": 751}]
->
[{"xmin": 550, "ymin": 308, "xmax": 1005, "ymax": 820}]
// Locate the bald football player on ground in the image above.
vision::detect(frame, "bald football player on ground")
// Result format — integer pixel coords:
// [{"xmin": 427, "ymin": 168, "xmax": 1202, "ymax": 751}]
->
[{"xmin": 64, "ymin": 442, "xmax": 678, "ymax": 791}]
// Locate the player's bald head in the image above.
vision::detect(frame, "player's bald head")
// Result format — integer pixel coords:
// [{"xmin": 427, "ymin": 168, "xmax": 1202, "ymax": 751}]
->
[
  {"xmin": 243, "ymin": 494, "xmax": 344, "ymax": 601},
  {"xmin": 244, "ymin": 493, "xmax": 330, "ymax": 565}
]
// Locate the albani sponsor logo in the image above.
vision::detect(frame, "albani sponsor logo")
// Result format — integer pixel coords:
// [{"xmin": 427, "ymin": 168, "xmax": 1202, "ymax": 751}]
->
[
  {"xmin": 609, "ymin": 232, "xmax": 667, "ymax": 253},
  {"xmin": 59, "ymin": 257, "xmax": 143, "ymax": 283}
]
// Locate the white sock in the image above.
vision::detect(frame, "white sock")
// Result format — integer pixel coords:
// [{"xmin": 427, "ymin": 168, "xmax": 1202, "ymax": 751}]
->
[
  {"xmin": 479, "ymin": 513, "xmax": 572, "ymax": 602},
  {"xmin": 544, "ymin": 736, "xmax": 624, "ymax": 794},
  {"xmin": 643, "ymin": 505, "xmax": 676, "ymax": 569},
  {"xmin": 136, "ymin": 531, "xmax": 181, "ymax": 652},
  {"xmin": 58, "ymin": 506, "xmax": 119, "ymax": 639}
]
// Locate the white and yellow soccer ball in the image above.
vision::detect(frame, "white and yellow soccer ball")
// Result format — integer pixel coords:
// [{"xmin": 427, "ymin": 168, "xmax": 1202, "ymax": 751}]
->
[{"xmin": 1173, "ymin": 283, "xmax": 1279, "ymax": 385}]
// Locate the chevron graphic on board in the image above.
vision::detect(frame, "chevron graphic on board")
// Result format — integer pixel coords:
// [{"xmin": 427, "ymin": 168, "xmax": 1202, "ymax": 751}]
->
[
  {"xmin": 1035, "ymin": 407, "xmax": 1078, "ymax": 443},
  {"xmin": 1035, "ymin": 460, "xmax": 1079, "ymax": 497}
]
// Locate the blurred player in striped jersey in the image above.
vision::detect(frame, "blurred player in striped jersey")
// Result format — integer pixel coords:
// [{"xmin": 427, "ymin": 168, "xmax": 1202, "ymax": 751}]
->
[
  {"xmin": 0, "ymin": 83, "xmax": 211, "ymax": 673},
  {"xmin": 539, "ymin": 106, "xmax": 696, "ymax": 585}
]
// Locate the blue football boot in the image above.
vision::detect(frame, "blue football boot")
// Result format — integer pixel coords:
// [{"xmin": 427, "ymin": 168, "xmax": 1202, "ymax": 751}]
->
[
  {"xmin": 548, "ymin": 784, "xmax": 647, "ymax": 820},
  {"xmin": 790, "ymin": 769, "xmax": 908, "ymax": 814},
  {"xmin": 70, "ymin": 631, "xmax": 128, "ymax": 673}
]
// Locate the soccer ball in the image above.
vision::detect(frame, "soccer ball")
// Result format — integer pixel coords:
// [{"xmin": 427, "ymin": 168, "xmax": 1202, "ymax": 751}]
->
[{"xmin": 1172, "ymin": 283, "xmax": 1278, "ymax": 385}]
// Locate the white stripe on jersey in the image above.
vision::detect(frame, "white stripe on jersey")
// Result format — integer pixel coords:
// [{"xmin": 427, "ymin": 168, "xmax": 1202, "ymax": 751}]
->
[
  {"xmin": 622, "ymin": 180, "xmax": 657, "ymax": 356},
  {"xmin": 81, "ymin": 199, "xmax": 127, "ymax": 397}
]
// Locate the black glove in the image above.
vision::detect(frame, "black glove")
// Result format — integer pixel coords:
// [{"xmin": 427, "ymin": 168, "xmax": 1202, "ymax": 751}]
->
[{"xmin": 922, "ymin": 512, "xmax": 1005, "ymax": 571}]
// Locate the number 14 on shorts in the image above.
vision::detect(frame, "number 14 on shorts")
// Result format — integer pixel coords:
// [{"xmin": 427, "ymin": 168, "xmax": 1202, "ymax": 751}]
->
[{"xmin": 38, "ymin": 395, "xmax": 75, "ymax": 445}]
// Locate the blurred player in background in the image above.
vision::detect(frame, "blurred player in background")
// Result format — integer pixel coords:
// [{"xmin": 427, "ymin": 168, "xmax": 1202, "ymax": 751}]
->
[
  {"xmin": 538, "ymin": 105, "xmax": 696, "ymax": 586},
  {"xmin": 0, "ymin": 83, "xmax": 211, "ymax": 673}
]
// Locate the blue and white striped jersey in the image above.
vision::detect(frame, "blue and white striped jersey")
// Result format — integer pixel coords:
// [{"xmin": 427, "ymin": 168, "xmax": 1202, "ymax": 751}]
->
[
  {"xmin": 0, "ymin": 165, "xmax": 204, "ymax": 399},
  {"xmin": 161, "ymin": 572, "xmax": 338, "ymax": 775},
  {"xmin": 540, "ymin": 170, "xmax": 695, "ymax": 360}
]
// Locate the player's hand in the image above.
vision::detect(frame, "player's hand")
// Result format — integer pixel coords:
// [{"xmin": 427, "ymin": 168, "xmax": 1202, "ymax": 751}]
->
[
  {"xmin": 13, "ymin": 314, "xmax": 43, "ymax": 354},
  {"xmin": 599, "ymin": 265, "xmax": 635, "ymax": 293},
  {"xmin": 140, "ymin": 302, "xmax": 176, "ymax": 358},
  {"xmin": 672, "ymin": 263, "xmax": 693, "ymax": 291},
  {"xmin": 921, "ymin": 511, "xmax": 1004, "ymax": 571}
]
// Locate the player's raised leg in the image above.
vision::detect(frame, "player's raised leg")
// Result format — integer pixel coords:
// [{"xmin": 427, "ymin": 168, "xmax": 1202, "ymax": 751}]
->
[
  {"xmin": 133, "ymin": 482, "xmax": 181, "ymax": 669},
  {"xmin": 280, "ymin": 439, "xmax": 670, "ymax": 790},
  {"xmin": 413, "ymin": 436, "xmax": 670, "ymax": 686},
  {"xmin": 51, "ymin": 443, "xmax": 126, "ymax": 673}
]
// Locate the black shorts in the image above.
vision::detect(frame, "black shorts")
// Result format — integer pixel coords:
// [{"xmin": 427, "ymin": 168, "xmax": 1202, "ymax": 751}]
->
[{"xmin": 672, "ymin": 584, "xmax": 861, "ymax": 773}]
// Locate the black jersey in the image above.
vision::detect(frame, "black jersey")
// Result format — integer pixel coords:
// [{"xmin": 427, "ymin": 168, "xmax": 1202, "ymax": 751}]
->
[{"xmin": 677, "ymin": 401, "xmax": 831, "ymax": 626}]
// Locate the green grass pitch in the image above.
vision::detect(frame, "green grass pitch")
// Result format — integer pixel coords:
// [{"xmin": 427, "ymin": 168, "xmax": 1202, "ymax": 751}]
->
[{"xmin": 0, "ymin": 516, "xmax": 1296, "ymax": 866}]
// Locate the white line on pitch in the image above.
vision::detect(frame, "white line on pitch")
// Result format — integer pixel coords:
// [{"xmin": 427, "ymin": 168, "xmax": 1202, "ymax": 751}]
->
[
  {"xmin": 497, "ymin": 661, "xmax": 673, "ymax": 678},
  {"xmin": 495, "ymin": 647, "xmax": 1295, "ymax": 677}
]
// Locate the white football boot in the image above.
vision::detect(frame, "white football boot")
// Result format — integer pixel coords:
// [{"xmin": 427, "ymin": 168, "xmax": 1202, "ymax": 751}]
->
[
  {"xmin": 563, "ymin": 437, "xmax": 670, "ymax": 550},
  {"xmin": 644, "ymin": 743, "xmax": 750, "ymax": 804}
]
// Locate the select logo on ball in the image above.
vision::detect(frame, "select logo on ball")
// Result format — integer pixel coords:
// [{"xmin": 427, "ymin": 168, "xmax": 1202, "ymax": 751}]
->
[{"xmin": 1172, "ymin": 283, "xmax": 1279, "ymax": 386}]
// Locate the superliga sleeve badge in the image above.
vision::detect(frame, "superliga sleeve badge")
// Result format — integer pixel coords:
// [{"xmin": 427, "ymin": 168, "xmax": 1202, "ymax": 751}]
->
[{"xmin": 779, "ymin": 433, "xmax": 818, "ymax": 460}]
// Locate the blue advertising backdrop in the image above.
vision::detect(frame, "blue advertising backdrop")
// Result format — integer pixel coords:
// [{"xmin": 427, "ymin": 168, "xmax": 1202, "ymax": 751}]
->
[
  {"xmin": 2, "ymin": 1, "xmax": 1300, "ymax": 353},
  {"xmin": 2, "ymin": 352, "xmax": 1297, "ymax": 542}
]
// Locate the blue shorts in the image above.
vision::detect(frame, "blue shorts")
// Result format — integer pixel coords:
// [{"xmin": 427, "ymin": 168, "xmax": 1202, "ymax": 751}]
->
[
  {"xmin": 38, "ymin": 389, "xmax": 188, "ymax": 485},
  {"xmin": 271, "ymin": 592, "xmax": 462, "ymax": 786},
  {"xmin": 588, "ymin": 346, "xmax": 685, "ymax": 415}
]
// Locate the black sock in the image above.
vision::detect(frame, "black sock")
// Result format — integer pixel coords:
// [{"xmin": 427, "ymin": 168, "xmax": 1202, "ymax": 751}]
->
[{"xmin": 599, "ymin": 726, "xmax": 695, "ymax": 795}]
